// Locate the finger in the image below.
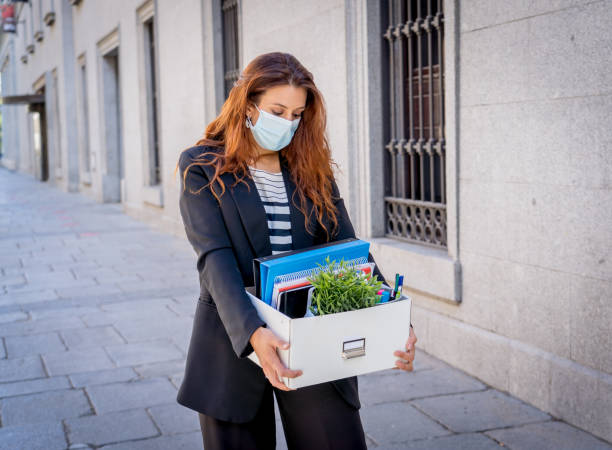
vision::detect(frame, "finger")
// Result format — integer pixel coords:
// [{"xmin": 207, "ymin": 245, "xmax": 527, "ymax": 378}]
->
[
  {"xmin": 265, "ymin": 368, "xmax": 289, "ymax": 391},
  {"xmin": 270, "ymin": 350, "xmax": 301, "ymax": 379},
  {"xmin": 272, "ymin": 379, "xmax": 289, "ymax": 390},
  {"xmin": 274, "ymin": 359, "xmax": 302, "ymax": 378},
  {"xmin": 395, "ymin": 359, "xmax": 413, "ymax": 371},
  {"xmin": 272, "ymin": 379, "xmax": 290, "ymax": 391},
  {"xmin": 273, "ymin": 338, "xmax": 290, "ymax": 351},
  {"xmin": 394, "ymin": 350, "xmax": 411, "ymax": 359},
  {"xmin": 271, "ymin": 372, "xmax": 293, "ymax": 391},
  {"xmin": 279, "ymin": 367, "xmax": 303, "ymax": 379}
]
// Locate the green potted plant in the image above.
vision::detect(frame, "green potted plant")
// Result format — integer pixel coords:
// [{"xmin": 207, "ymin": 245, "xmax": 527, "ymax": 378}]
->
[{"xmin": 306, "ymin": 255, "xmax": 385, "ymax": 316}]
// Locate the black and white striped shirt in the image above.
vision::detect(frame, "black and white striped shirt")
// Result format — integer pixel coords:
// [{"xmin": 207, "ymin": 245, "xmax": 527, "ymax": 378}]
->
[{"xmin": 248, "ymin": 166, "xmax": 293, "ymax": 255}]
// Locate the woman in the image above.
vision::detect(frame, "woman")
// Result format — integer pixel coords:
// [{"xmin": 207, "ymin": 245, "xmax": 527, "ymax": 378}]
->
[{"xmin": 174, "ymin": 52, "xmax": 417, "ymax": 450}]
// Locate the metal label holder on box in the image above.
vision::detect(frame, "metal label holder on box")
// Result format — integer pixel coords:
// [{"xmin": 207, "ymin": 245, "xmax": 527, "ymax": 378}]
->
[{"xmin": 245, "ymin": 289, "xmax": 412, "ymax": 389}]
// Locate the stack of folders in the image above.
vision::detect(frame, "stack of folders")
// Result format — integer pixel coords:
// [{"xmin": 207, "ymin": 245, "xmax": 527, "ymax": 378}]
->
[{"xmin": 252, "ymin": 237, "xmax": 373, "ymax": 309}]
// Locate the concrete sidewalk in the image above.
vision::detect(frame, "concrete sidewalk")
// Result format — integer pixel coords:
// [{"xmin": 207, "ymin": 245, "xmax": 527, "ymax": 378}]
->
[{"xmin": 0, "ymin": 168, "xmax": 609, "ymax": 450}]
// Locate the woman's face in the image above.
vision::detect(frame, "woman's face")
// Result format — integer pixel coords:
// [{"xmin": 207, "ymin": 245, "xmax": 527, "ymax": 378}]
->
[{"xmin": 247, "ymin": 84, "xmax": 307, "ymax": 156}]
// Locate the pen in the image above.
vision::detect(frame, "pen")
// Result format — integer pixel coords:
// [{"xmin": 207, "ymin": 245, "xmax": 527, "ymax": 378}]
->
[
  {"xmin": 391, "ymin": 273, "xmax": 399, "ymax": 300},
  {"xmin": 396, "ymin": 275, "xmax": 404, "ymax": 299}
]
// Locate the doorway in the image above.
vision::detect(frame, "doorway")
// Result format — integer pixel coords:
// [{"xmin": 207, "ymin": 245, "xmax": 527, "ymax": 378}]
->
[
  {"xmin": 29, "ymin": 86, "xmax": 49, "ymax": 182},
  {"xmin": 100, "ymin": 47, "xmax": 123, "ymax": 202}
]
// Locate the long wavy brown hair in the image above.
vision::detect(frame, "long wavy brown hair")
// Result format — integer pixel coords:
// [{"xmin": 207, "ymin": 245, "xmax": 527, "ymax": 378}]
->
[{"xmin": 173, "ymin": 51, "xmax": 342, "ymax": 241}]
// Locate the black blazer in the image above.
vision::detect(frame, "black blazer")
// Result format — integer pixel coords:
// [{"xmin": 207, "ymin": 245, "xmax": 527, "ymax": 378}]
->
[{"xmin": 175, "ymin": 144, "xmax": 388, "ymax": 423}]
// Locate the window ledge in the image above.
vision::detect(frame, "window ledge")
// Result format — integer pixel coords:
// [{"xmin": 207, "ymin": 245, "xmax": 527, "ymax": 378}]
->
[
  {"xmin": 143, "ymin": 184, "xmax": 164, "ymax": 208},
  {"xmin": 369, "ymin": 237, "xmax": 462, "ymax": 304}
]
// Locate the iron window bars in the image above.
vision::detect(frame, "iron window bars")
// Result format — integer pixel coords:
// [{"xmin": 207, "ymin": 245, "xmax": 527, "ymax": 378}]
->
[
  {"xmin": 222, "ymin": 0, "xmax": 240, "ymax": 99},
  {"xmin": 383, "ymin": 0, "xmax": 446, "ymax": 249}
]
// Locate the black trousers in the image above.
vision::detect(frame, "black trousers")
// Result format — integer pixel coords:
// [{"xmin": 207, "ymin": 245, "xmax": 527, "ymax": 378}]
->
[{"xmin": 198, "ymin": 380, "xmax": 368, "ymax": 450}]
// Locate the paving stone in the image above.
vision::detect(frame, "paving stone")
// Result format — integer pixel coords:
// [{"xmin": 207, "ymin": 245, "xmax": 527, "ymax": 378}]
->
[
  {"xmin": 0, "ymin": 304, "xmax": 21, "ymax": 318},
  {"xmin": 99, "ymin": 297, "xmax": 176, "ymax": 313},
  {"xmin": 148, "ymin": 403, "xmax": 200, "ymax": 434},
  {"xmin": 81, "ymin": 307, "xmax": 174, "ymax": 327},
  {"xmin": 380, "ymin": 432, "xmax": 502, "ymax": 450},
  {"xmin": 410, "ymin": 350, "xmax": 453, "ymax": 371},
  {"xmin": 93, "ymin": 273, "xmax": 143, "ymax": 285},
  {"xmin": 276, "ymin": 423, "xmax": 288, "ymax": 450},
  {"xmin": 0, "ymin": 279, "xmax": 28, "ymax": 292},
  {"xmin": 6, "ymin": 277, "xmax": 96, "ymax": 294},
  {"xmin": 0, "ymin": 420, "xmax": 67, "ymax": 450},
  {"xmin": 112, "ymin": 316, "xmax": 193, "ymax": 342},
  {"xmin": 0, "ymin": 355, "xmax": 46, "ymax": 382},
  {"xmin": 359, "ymin": 366, "xmax": 487, "ymax": 406},
  {"xmin": 360, "ymin": 401, "xmax": 451, "ymax": 446},
  {"xmin": 133, "ymin": 359, "xmax": 185, "ymax": 378},
  {"xmin": 69, "ymin": 367, "xmax": 138, "ymax": 388},
  {"xmin": 42, "ymin": 347, "xmax": 116, "ymax": 375},
  {"xmin": 100, "ymin": 431, "xmax": 202, "ymax": 450},
  {"xmin": 0, "ymin": 388, "xmax": 92, "ymax": 426},
  {"xmin": 0, "ymin": 315, "xmax": 84, "ymax": 337},
  {"xmin": 170, "ymin": 373, "xmax": 183, "ymax": 390},
  {"xmin": 0, "ymin": 376, "xmax": 70, "ymax": 398},
  {"xmin": 66, "ymin": 408, "xmax": 159, "ymax": 447},
  {"xmin": 24, "ymin": 270, "xmax": 79, "ymax": 284},
  {"xmin": 485, "ymin": 420, "xmax": 612, "ymax": 450},
  {"xmin": 0, "ymin": 256, "xmax": 22, "ymax": 268},
  {"xmin": 116, "ymin": 279, "xmax": 182, "ymax": 293},
  {"xmin": 28, "ymin": 305, "xmax": 101, "ymax": 320},
  {"xmin": 104, "ymin": 340, "xmax": 183, "ymax": 367},
  {"xmin": 167, "ymin": 301, "xmax": 196, "ymax": 317},
  {"xmin": 0, "ymin": 310, "xmax": 28, "ymax": 323},
  {"xmin": 86, "ymin": 378, "xmax": 177, "ymax": 414},
  {"xmin": 5, "ymin": 331, "xmax": 66, "ymax": 357},
  {"xmin": 365, "ymin": 433, "xmax": 385, "ymax": 448},
  {"xmin": 60, "ymin": 326, "xmax": 124, "ymax": 349},
  {"xmin": 56, "ymin": 284, "xmax": 124, "ymax": 299},
  {"xmin": 412, "ymin": 389, "xmax": 551, "ymax": 433},
  {"xmin": 273, "ymin": 397, "xmax": 289, "ymax": 449},
  {"xmin": 21, "ymin": 254, "xmax": 77, "ymax": 267},
  {"xmin": 172, "ymin": 294, "xmax": 198, "ymax": 304},
  {"xmin": 0, "ymin": 288, "xmax": 59, "ymax": 306}
]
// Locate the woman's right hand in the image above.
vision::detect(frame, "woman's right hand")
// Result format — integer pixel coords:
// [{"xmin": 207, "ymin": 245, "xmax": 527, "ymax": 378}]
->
[{"xmin": 249, "ymin": 326, "xmax": 303, "ymax": 391}]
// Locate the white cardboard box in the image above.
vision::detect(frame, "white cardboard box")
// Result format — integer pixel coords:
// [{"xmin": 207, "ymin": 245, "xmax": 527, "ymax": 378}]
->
[{"xmin": 245, "ymin": 289, "xmax": 412, "ymax": 389}]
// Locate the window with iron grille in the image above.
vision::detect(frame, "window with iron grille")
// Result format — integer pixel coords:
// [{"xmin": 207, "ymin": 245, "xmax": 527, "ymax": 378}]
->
[
  {"xmin": 221, "ymin": 0, "xmax": 240, "ymax": 99},
  {"xmin": 382, "ymin": 0, "xmax": 446, "ymax": 249}
]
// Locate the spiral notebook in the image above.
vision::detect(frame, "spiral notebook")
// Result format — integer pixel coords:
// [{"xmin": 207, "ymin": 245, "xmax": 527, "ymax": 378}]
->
[{"xmin": 253, "ymin": 238, "xmax": 371, "ymax": 305}]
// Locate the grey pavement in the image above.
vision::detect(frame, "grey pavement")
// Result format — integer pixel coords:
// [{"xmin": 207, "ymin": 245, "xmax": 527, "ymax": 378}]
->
[{"xmin": 0, "ymin": 168, "xmax": 610, "ymax": 450}]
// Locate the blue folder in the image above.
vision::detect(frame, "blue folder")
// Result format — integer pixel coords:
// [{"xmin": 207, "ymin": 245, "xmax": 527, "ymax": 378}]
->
[{"xmin": 252, "ymin": 237, "xmax": 371, "ymax": 305}]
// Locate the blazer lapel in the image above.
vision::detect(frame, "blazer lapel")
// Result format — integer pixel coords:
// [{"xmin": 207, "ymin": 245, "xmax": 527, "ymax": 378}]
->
[
  {"xmin": 223, "ymin": 152, "xmax": 316, "ymax": 258},
  {"xmin": 223, "ymin": 170, "xmax": 272, "ymax": 258}
]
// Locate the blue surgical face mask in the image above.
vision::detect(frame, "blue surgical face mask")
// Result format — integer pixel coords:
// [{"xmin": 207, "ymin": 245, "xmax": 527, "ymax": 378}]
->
[{"xmin": 246, "ymin": 104, "xmax": 301, "ymax": 151}]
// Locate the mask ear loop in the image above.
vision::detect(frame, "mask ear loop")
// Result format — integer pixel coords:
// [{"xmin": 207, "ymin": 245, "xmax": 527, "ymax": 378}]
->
[{"xmin": 246, "ymin": 102, "xmax": 260, "ymax": 128}]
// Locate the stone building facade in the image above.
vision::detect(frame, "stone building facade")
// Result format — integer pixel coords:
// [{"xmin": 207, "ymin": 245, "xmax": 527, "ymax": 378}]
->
[{"xmin": 0, "ymin": 0, "xmax": 610, "ymax": 443}]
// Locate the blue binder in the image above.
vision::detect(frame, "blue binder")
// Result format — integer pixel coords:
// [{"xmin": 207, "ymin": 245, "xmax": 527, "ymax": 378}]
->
[{"xmin": 252, "ymin": 238, "xmax": 371, "ymax": 305}]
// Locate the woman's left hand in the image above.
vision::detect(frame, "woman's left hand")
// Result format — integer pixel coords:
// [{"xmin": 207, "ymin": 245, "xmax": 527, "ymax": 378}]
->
[{"xmin": 393, "ymin": 325, "xmax": 417, "ymax": 371}]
